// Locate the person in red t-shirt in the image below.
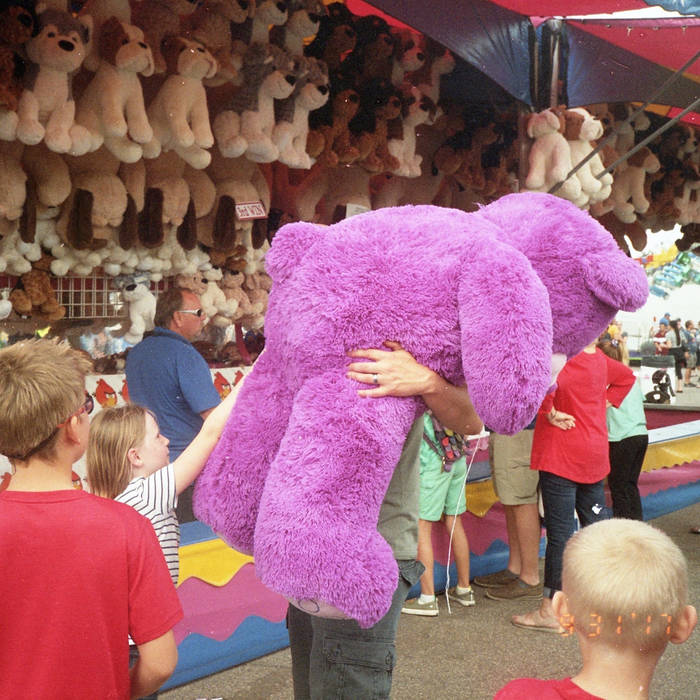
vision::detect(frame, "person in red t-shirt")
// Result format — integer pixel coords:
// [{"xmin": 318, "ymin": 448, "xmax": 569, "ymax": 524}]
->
[
  {"xmin": 496, "ymin": 520, "xmax": 696, "ymax": 699},
  {"xmin": 511, "ymin": 341, "xmax": 634, "ymax": 633},
  {"xmin": 0, "ymin": 339, "xmax": 183, "ymax": 699}
]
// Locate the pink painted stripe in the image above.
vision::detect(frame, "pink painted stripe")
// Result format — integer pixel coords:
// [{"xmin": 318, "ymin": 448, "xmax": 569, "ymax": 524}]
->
[{"xmin": 174, "ymin": 563, "xmax": 288, "ymax": 644}]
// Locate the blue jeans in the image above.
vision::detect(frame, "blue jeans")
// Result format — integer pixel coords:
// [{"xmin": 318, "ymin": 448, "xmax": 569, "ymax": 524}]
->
[
  {"xmin": 287, "ymin": 559, "xmax": 423, "ymax": 700},
  {"xmin": 539, "ymin": 471, "xmax": 608, "ymax": 598}
]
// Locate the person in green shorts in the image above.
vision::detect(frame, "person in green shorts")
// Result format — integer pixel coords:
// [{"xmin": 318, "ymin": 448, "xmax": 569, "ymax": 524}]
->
[{"xmin": 401, "ymin": 411, "xmax": 476, "ymax": 616}]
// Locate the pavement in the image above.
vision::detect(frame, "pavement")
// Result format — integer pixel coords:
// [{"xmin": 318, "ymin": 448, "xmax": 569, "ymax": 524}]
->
[
  {"xmin": 162, "ymin": 373, "xmax": 700, "ymax": 699},
  {"xmin": 161, "ymin": 502, "xmax": 700, "ymax": 700}
]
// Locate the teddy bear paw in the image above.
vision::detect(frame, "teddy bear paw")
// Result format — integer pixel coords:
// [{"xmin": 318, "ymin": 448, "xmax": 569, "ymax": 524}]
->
[
  {"xmin": 104, "ymin": 137, "xmax": 143, "ymax": 164},
  {"xmin": 16, "ymin": 119, "xmax": 45, "ymax": 146},
  {"xmin": 246, "ymin": 140, "xmax": 280, "ymax": 163}
]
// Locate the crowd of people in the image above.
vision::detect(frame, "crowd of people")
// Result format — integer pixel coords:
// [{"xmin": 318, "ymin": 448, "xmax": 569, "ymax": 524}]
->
[
  {"xmin": 648, "ymin": 313, "xmax": 700, "ymax": 395},
  {"xmin": 0, "ymin": 288, "xmax": 696, "ymax": 699}
]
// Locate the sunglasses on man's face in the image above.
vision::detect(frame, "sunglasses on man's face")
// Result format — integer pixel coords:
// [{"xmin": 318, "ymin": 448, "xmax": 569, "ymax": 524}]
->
[{"xmin": 177, "ymin": 308, "xmax": 205, "ymax": 317}]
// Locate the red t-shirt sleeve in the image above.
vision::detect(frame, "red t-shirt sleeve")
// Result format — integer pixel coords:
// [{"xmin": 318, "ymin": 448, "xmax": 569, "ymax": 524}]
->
[
  {"xmin": 539, "ymin": 392, "xmax": 555, "ymax": 415},
  {"xmin": 127, "ymin": 512, "xmax": 184, "ymax": 645},
  {"xmin": 603, "ymin": 353, "xmax": 635, "ymax": 408}
]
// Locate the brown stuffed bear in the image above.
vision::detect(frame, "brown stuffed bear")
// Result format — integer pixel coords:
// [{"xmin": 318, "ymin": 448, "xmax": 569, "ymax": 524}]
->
[
  {"xmin": 349, "ymin": 78, "xmax": 402, "ymax": 173},
  {"xmin": 343, "ymin": 14, "xmax": 395, "ymax": 83},
  {"xmin": 9, "ymin": 254, "xmax": 66, "ymax": 320},
  {"xmin": 304, "ymin": 2, "xmax": 356, "ymax": 73},
  {"xmin": 308, "ymin": 82, "xmax": 361, "ymax": 167}
]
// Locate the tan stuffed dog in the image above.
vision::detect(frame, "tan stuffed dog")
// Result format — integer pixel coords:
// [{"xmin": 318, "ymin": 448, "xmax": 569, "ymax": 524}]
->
[
  {"xmin": 144, "ymin": 36, "xmax": 217, "ymax": 170},
  {"xmin": 75, "ymin": 17, "xmax": 155, "ymax": 162}
]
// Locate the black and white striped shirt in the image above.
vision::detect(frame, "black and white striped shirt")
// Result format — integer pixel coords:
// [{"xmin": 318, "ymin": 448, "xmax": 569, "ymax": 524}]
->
[{"xmin": 116, "ymin": 464, "xmax": 179, "ymax": 584}]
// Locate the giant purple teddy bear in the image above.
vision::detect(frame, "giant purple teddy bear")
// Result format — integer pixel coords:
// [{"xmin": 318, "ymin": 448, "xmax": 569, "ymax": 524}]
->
[{"xmin": 194, "ymin": 192, "xmax": 648, "ymax": 628}]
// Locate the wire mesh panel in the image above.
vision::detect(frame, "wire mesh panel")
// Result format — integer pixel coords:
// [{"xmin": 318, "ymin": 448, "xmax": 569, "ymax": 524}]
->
[{"xmin": 1, "ymin": 273, "xmax": 173, "ymax": 322}]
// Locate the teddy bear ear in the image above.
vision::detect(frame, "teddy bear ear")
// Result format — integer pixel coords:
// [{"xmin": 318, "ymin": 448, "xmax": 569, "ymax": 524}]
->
[
  {"xmin": 581, "ymin": 248, "xmax": 649, "ymax": 312},
  {"xmin": 264, "ymin": 220, "xmax": 322, "ymax": 283},
  {"xmin": 457, "ymin": 234, "xmax": 553, "ymax": 435}
]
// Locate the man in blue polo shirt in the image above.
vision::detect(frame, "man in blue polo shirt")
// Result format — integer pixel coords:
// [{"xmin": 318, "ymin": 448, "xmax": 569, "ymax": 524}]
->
[{"xmin": 126, "ymin": 287, "xmax": 220, "ymax": 521}]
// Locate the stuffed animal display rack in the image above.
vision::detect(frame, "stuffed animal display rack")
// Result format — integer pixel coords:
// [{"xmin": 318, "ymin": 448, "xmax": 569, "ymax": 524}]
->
[{"xmin": 194, "ymin": 192, "xmax": 648, "ymax": 629}]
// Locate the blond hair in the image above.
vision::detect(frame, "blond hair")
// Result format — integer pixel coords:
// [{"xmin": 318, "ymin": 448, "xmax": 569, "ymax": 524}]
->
[
  {"xmin": 563, "ymin": 519, "xmax": 688, "ymax": 652},
  {"xmin": 0, "ymin": 339, "xmax": 91, "ymax": 462},
  {"xmin": 86, "ymin": 404, "xmax": 149, "ymax": 498}
]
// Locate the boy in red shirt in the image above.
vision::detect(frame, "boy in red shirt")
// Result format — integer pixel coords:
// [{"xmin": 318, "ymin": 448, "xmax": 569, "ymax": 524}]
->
[
  {"xmin": 496, "ymin": 519, "xmax": 697, "ymax": 699},
  {"xmin": 0, "ymin": 339, "xmax": 183, "ymax": 699}
]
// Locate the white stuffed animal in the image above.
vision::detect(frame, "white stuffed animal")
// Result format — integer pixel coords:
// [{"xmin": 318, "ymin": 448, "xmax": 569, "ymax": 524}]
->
[
  {"xmin": 200, "ymin": 266, "xmax": 238, "ymax": 323},
  {"xmin": 610, "ymin": 146, "xmax": 661, "ymax": 223},
  {"xmin": 121, "ymin": 277, "xmax": 156, "ymax": 344},
  {"xmin": 564, "ymin": 107, "xmax": 614, "ymax": 207},
  {"xmin": 389, "ymin": 29, "xmax": 425, "ymax": 87},
  {"xmin": 75, "ymin": 17, "xmax": 154, "ymax": 162},
  {"xmin": 143, "ymin": 36, "xmax": 217, "ymax": 170},
  {"xmin": 386, "ymin": 85, "xmax": 433, "ymax": 177},
  {"xmin": 524, "ymin": 108, "xmax": 581, "ymax": 203},
  {"xmin": 16, "ymin": 6, "xmax": 93, "ymax": 155}
]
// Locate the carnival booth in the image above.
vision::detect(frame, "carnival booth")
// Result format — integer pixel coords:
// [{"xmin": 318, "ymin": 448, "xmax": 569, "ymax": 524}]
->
[{"xmin": 1, "ymin": 0, "xmax": 700, "ymax": 690}]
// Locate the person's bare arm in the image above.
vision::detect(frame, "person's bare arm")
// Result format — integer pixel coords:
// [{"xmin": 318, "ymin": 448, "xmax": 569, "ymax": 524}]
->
[
  {"xmin": 347, "ymin": 341, "xmax": 482, "ymax": 435},
  {"xmin": 199, "ymin": 406, "xmax": 215, "ymax": 421},
  {"xmin": 130, "ymin": 630, "xmax": 178, "ymax": 699},
  {"xmin": 174, "ymin": 390, "xmax": 236, "ymax": 494}
]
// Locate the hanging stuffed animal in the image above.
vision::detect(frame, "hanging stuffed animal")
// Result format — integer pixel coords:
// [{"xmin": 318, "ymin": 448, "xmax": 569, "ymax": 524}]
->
[
  {"xmin": 270, "ymin": 0, "xmax": 325, "ymax": 58},
  {"xmin": 304, "ymin": 1, "xmax": 356, "ymax": 73},
  {"xmin": 389, "ymin": 28, "xmax": 425, "ymax": 87},
  {"xmin": 193, "ymin": 192, "xmax": 648, "ymax": 629},
  {"xmin": 610, "ymin": 146, "xmax": 661, "ymax": 223},
  {"xmin": 15, "ymin": 5, "xmax": 93, "ymax": 155},
  {"xmin": 143, "ymin": 36, "xmax": 217, "ymax": 170},
  {"xmin": 273, "ymin": 56, "xmax": 329, "ymax": 169},
  {"xmin": 184, "ymin": 0, "xmax": 254, "ymax": 84},
  {"xmin": 524, "ymin": 107, "xmax": 582, "ymax": 204},
  {"xmin": 75, "ymin": 17, "xmax": 155, "ymax": 162},
  {"xmin": 385, "ymin": 84, "xmax": 434, "ymax": 177},
  {"xmin": 213, "ymin": 42, "xmax": 296, "ymax": 162},
  {"xmin": 230, "ymin": 0, "xmax": 289, "ymax": 51},
  {"xmin": 130, "ymin": 0, "xmax": 200, "ymax": 74}
]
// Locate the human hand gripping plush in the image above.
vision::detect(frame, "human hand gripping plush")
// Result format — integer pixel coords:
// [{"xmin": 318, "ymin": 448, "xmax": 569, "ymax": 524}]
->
[{"xmin": 193, "ymin": 192, "xmax": 648, "ymax": 628}]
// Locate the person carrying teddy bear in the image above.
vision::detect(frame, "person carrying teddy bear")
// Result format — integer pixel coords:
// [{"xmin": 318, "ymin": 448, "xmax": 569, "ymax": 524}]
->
[{"xmin": 287, "ymin": 340, "xmax": 482, "ymax": 699}]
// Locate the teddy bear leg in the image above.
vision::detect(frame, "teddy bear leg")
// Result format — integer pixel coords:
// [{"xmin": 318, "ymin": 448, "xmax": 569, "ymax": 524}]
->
[
  {"xmin": 0, "ymin": 109, "xmax": 18, "ymax": 141},
  {"xmin": 253, "ymin": 372, "xmax": 418, "ymax": 628},
  {"xmin": 193, "ymin": 349, "xmax": 297, "ymax": 554},
  {"xmin": 175, "ymin": 143, "xmax": 212, "ymax": 171},
  {"xmin": 104, "ymin": 135, "xmax": 143, "ymax": 164}
]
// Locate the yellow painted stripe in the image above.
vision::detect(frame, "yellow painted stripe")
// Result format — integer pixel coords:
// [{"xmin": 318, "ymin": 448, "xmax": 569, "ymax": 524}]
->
[
  {"xmin": 642, "ymin": 436, "xmax": 700, "ymax": 472},
  {"xmin": 178, "ymin": 538, "xmax": 254, "ymax": 587}
]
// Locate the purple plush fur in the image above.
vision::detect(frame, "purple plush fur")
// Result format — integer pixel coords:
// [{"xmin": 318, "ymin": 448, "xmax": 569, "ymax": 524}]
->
[{"xmin": 194, "ymin": 192, "xmax": 648, "ymax": 628}]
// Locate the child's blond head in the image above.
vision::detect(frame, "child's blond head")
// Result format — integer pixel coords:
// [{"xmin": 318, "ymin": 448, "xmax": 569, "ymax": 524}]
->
[
  {"xmin": 87, "ymin": 404, "xmax": 149, "ymax": 498},
  {"xmin": 562, "ymin": 519, "xmax": 688, "ymax": 652},
  {"xmin": 0, "ymin": 339, "xmax": 91, "ymax": 462}
]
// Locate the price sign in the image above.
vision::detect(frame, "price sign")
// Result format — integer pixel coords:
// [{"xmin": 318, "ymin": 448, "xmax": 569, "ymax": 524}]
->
[{"xmin": 235, "ymin": 201, "xmax": 267, "ymax": 220}]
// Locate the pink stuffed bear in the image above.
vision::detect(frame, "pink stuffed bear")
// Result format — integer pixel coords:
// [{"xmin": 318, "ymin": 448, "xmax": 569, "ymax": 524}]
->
[{"xmin": 194, "ymin": 192, "xmax": 648, "ymax": 629}]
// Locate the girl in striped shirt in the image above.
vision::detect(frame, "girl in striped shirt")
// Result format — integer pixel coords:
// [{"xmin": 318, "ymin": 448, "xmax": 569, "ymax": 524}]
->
[{"xmin": 86, "ymin": 391, "xmax": 235, "ymax": 584}]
